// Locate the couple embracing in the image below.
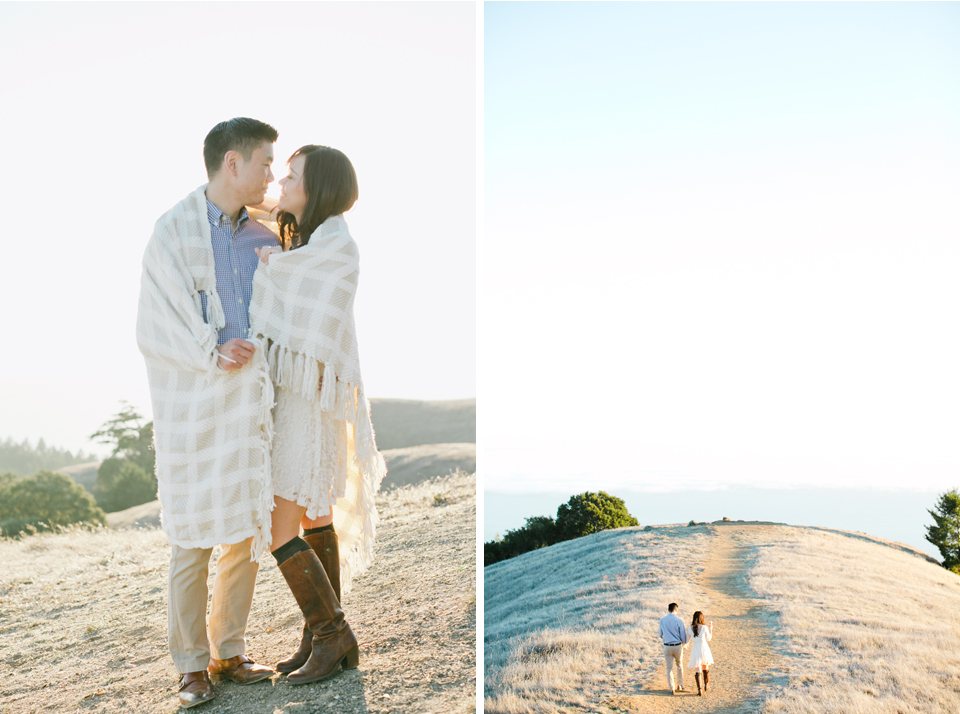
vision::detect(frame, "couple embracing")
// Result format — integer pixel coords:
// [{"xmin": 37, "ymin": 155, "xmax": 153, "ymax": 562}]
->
[
  {"xmin": 136, "ymin": 117, "xmax": 386, "ymax": 708},
  {"xmin": 658, "ymin": 602, "xmax": 715, "ymax": 697}
]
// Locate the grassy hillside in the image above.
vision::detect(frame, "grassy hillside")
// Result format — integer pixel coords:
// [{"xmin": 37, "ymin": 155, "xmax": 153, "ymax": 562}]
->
[
  {"xmin": 485, "ymin": 522, "xmax": 960, "ymax": 714},
  {"xmin": 368, "ymin": 398, "xmax": 475, "ymax": 449}
]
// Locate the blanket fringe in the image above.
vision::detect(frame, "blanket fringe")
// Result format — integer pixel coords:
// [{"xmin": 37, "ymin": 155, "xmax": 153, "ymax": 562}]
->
[
  {"xmin": 339, "ymin": 456, "xmax": 381, "ymax": 595},
  {"xmin": 268, "ymin": 341, "xmax": 323, "ymax": 401},
  {"xmin": 205, "ymin": 290, "xmax": 226, "ymax": 331},
  {"xmin": 354, "ymin": 391, "xmax": 387, "ymax": 492},
  {"xmin": 249, "ymin": 343, "xmax": 276, "ymax": 562},
  {"xmin": 264, "ymin": 341, "xmax": 385, "ymax": 493},
  {"xmin": 319, "ymin": 363, "xmax": 337, "ymax": 412}
]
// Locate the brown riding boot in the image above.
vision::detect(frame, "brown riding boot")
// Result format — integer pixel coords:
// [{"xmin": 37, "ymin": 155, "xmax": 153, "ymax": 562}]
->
[
  {"xmin": 695, "ymin": 671, "xmax": 702, "ymax": 696},
  {"xmin": 276, "ymin": 529, "xmax": 341, "ymax": 673},
  {"xmin": 703, "ymin": 669, "xmax": 710, "ymax": 692},
  {"xmin": 277, "ymin": 548, "xmax": 358, "ymax": 684}
]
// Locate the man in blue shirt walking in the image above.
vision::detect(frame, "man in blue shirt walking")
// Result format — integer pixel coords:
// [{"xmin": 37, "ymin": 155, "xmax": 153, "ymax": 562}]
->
[{"xmin": 658, "ymin": 602, "xmax": 689, "ymax": 695}]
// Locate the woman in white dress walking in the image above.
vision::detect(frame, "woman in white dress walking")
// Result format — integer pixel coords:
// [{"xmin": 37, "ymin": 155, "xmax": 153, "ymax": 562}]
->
[{"xmin": 686, "ymin": 611, "xmax": 714, "ymax": 696}]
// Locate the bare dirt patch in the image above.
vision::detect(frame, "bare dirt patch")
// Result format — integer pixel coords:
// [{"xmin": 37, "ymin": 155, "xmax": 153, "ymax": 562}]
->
[{"xmin": 0, "ymin": 471, "xmax": 476, "ymax": 714}]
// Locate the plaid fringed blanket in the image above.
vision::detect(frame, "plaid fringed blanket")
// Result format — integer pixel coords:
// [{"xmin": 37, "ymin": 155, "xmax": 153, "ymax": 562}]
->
[
  {"xmin": 250, "ymin": 214, "xmax": 386, "ymax": 588},
  {"xmin": 136, "ymin": 185, "xmax": 275, "ymax": 560}
]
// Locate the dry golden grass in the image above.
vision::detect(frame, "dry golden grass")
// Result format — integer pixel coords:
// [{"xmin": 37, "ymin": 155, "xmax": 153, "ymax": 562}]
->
[
  {"xmin": 745, "ymin": 526, "xmax": 960, "ymax": 714},
  {"xmin": 484, "ymin": 526, "xmax": 711, "ymax": 713}
]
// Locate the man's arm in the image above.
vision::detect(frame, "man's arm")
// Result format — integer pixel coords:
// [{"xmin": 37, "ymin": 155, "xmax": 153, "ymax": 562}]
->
[{"xmin": 137, "ymin": 235, "xmax": 224, "ymax": 374}]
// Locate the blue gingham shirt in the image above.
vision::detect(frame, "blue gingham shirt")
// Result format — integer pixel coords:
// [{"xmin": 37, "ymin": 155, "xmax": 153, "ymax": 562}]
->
[
  {"xmin": 659, "ymin": 613, "xmax": 689, "ymax": 646},
  {"xmin": 200, "ymin": 198, "xmax": 280, "ymax": 345}
]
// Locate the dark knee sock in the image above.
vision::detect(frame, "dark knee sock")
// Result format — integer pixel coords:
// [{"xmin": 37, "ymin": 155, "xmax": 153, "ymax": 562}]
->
[
  {"xmin": 303, "ymin": 524, "xmax": 335, "ymax": 537},
  {"xmin": 272, "ymin": 536, "xmax": 312, "ymax": 565}
]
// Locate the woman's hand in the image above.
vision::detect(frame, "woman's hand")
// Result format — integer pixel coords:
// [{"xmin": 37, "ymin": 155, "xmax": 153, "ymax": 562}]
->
[{"xmin": 255, "ymin": 245, "xmax": 283, "ymax": 265}]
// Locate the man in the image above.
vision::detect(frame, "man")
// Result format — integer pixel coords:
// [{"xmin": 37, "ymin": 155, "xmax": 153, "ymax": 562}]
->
[
  {"xmin": 658, "ymin": 602, "xmax": 689, "ymax": 695},
  {"xmin": 136, "ymin": 118, "xmax": 282, "ymax": 708}
]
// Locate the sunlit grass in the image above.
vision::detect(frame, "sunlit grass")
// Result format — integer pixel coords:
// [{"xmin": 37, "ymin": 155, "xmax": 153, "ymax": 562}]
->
[{"xmin": 484, "ymin": 526, "xmax": 711, "ymax": 713}]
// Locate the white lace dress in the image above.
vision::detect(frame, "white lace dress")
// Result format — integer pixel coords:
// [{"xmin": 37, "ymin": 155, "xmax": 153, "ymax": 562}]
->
[
  {"xmin": 686, "ymin": 625, "xmax": 714, "ymax": 668},
  {"xmin": 271, "ymin": 371, "xmax": 373, "ymax": 595}
]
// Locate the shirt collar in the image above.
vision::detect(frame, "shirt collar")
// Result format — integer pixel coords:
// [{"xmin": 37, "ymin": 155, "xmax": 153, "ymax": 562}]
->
[{"xmin": 206, "ymin": 198, "xmax": 249, "ymax": 230}]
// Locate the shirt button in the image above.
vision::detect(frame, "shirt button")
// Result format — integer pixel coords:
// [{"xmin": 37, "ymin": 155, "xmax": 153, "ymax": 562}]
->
[
  {"xmin": 234, "ymin": 269, "xmax": 238, "ymax": 274},
  {"xmin": 238, "ymin": 298, "xmax": 242, "ymax": 304}
]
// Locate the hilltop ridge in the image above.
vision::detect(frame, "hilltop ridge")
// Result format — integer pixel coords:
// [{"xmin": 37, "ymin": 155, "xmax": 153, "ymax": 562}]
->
[{"xmin": 485, "ymin": 522, "xmax": 960, "ymax": 714}]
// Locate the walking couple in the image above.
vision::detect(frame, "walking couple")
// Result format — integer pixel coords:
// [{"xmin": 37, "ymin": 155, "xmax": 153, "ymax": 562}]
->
[
  {"xmin": 658, "ymin": 602, "xmax": 715, "ymax": 697},
  {"xmin": 136, "ymin": 117, "xmax": 386, "ymax": 708}
]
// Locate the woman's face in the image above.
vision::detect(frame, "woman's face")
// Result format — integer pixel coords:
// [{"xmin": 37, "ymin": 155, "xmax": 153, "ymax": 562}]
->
[{"xmin": 278, "ymin": 154, "xmax": 309, "ymax": 223}]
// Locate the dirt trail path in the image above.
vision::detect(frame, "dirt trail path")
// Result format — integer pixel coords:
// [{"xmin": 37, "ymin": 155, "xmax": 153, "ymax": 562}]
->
[{"xmin": 609, "ymin": 526, "xmax": 777, "ymax": 714}]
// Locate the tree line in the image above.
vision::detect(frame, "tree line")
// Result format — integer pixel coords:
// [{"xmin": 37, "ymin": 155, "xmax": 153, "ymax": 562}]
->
[
  {"xmin": 484, "ymin": 491, "xmax": 639, "ymax": 566},
  {"xmin": 0, "ymin": 437, "xmax": 95, "ymax": 477},
  {"xmin": 0, "ymin": 404, "xmax": 157, "ymax": 537}
]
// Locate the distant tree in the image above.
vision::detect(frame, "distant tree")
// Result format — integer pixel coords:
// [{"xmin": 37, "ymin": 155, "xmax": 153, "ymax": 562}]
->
[
  {"xmin": 0, "ymin": 470, "xmax": 106, "ymax": 537},
  {"xmin": 90, "ymin": 403, "xmax": 155, "ymax": 474},
  {"xmin": 499, "ymin": 515, "xmax": 559, "ymax": 554},
  {"xmin": 484, "ymin": 494, "xmax": 640, "ymax": 567},
  {"xmin": 0, "ymin": 437, "xmax": 95, "ymax": 477},
  {"xmin": 556, "ymin": 491, "xmax": 639, "ymax": 540},
  {"xmin": 90, "ymin": 404, "xmax": 157, "ymax": 512},
  {"xmin": 484, "ymin": 515, "xmax": 562, "ymax": 566},
  {"xmin": 0, "ymin": 471, "xmax": 18, "ymax": 491},
  {"xmin": 94, "ymin": 458, "xmax": 157, "ymax": 513},
  {"xmin": 484, "ymin": 538, "xmax": 505, "ymax": 567},
  {"xmin": 926, "ymin": 489, "xmax": 960, "ymax": 573}
]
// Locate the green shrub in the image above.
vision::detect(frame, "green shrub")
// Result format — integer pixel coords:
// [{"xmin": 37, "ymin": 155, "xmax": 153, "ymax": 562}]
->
[
  {"xmin": 0, "ymin": 470, "xmax": 106, "ymax": 537},
  {"xmin": 556, "ymin": 491, "xmax": 639, "ymax": 540},
  {"xmin": 94, "ymin": 458, "xmax": 157, "ymax": 513}
]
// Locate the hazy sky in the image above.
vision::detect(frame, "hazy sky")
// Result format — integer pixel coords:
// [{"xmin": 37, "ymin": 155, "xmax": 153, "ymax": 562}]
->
[
  {"xmin": 483, "ymin": 2, "xmax": 960, "ymax": 493},
  {"xmin": 0, "ymin": 2, "xmax": 476, "ymax": 455}
]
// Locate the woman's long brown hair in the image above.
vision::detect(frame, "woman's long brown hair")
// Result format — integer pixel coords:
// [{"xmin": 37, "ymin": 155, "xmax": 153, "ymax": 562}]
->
[
  {"xmin": 691, "ymin": 610, "xmax": 705, "ymax": 638},
  {"xmin": 277, "ymin": 145, "xmax": 358, "ymax": 250}
]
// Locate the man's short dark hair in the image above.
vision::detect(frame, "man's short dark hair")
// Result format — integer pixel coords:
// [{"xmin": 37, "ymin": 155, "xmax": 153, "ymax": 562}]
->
[
  {"xmin": 203, "ymin": 117, "xmax": 279, "ymax": 178},
  {"xmin": 668, "ymin": 603, "xmax": 678, "ymax": 613}
]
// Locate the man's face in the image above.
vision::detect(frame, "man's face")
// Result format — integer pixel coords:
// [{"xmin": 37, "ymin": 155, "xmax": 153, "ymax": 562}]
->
[{"xmin": 235, "ymin": 141, "xmax": 275, "ymax": 205}]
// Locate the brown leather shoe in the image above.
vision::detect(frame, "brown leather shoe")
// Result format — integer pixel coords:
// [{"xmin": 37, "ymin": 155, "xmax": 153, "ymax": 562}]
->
[
  {"xmin": 278, "ymin": 549, "xmax": 358, "ymax": 684},
  {"xmin": 177, "ymin": 671, "xmax": 214, "ymax": 708},
  {"xmin": 208, "ymin": 655, "xmax": 273, "ymax": 684},
  {"xmin": 276, "ymin": 529, "xmax": 341, "ymax": 674}
]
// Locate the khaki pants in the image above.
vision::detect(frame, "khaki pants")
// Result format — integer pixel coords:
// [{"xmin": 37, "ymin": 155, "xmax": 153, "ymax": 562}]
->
[
  {"xmin": 663, "ymin": 644, "xmax": 684, "ymax": 691},
  {"xmin": 167, "ymin": 538, "xmax": 259, "ymax": 674}
]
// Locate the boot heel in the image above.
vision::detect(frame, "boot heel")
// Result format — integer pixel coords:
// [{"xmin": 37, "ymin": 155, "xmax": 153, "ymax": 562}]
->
[{"xmin": 341, "ymin": 645, "xmax": 360, "ymax": 670}]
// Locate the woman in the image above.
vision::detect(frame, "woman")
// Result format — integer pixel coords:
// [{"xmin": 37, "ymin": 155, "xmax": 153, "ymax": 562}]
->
[
  {"xmin": 248, "ymin": 145, "xmax": 386, "ymax": 684},
  {"xmin": 686, "ymin": 611, "xmax": 714, "ymax": 696}
]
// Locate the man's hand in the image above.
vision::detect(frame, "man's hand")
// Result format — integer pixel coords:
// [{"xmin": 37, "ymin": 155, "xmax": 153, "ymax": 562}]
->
[
  {"xmin": 217, "ymin": 338, "xmax": 255, "ymax": 371},
  {"xmin": 255, "ymin": 246, "xmax": 282, "ymax": 265}
]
